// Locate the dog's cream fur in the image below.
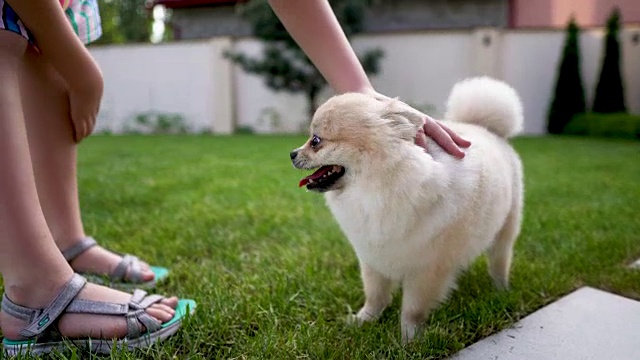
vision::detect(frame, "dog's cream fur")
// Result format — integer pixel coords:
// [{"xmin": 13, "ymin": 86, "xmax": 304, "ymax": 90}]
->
[{"xmin": 292, "ymin": 77, "xmax": 524, "ymax": 342}]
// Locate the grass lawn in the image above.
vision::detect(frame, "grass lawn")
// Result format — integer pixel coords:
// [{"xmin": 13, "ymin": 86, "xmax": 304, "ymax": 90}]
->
[{"xmin": 2, "ymin": 135, "xmax": 639, "ymax": 359}]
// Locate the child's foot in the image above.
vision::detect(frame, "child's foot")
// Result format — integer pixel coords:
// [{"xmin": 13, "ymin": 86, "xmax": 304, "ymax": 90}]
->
[
  {"xmin": 61, "ymin": 237, "xmax": 156, "ymax": 284},
  {"xmin": 0, "ymin": 279, "xmax": 178, "ymax": 342}
]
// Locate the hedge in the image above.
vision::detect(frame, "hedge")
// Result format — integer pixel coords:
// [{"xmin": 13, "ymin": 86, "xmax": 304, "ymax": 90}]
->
[{"xmin": 563, "ymin": 113, "xmax": 640, "ymax": 139}]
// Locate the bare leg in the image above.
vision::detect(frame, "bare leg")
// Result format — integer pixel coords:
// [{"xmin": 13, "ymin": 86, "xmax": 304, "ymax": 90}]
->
[
  {"xmin": 0, "ymin": 32, "xmax": 176, "ymax": 341},
  {"xmin": 0, "ymin": 32, "xmax": 72, "ymax": 313},
  {"xmin": 351, "ymin": 263, "xmax": 394, "ymax": 324},
  {"xmin": 20, "ymin": 46, "xmax": 154, "ymax": 281}
]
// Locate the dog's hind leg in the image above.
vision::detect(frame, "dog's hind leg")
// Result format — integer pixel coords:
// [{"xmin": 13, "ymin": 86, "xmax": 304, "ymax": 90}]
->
[
  {"xmin": 400, "ymin": 263, "xmax": 457, "ymax": 343},
  {"xmin": 351, "ymin": 262, "xmax": 394, "ymax": 325},
  {"xmin": 487, "ymin": 197, "xmax": 522, "ymax": 290}
]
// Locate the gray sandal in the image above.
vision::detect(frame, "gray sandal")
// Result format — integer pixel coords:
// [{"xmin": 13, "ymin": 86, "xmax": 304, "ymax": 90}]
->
[
  {"xmin": 62, "ymin": 237, "xmax": 169, "ymax": 290},
  {"xmin": 1, "ymin": 274, "xmax": 196, "ymax": 356}
]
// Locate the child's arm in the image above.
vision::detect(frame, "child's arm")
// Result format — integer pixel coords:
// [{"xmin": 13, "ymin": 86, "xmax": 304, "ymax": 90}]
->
[
  {"xmin": 7, "ymin": 0, "xmax": 102, "ymax": 142},
  {"xmin": 268, "ymin": 0, "xmax": 372, "ymax": 95},
  {"xmin": 268, "ymin": 0, "xmax": 470, "ymax": 157}
]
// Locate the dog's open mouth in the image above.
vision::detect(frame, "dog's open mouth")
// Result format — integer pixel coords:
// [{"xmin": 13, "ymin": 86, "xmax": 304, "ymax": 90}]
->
[{"xmin": 299, "ymin": 165, "xmax": 346, "ymax": 192}]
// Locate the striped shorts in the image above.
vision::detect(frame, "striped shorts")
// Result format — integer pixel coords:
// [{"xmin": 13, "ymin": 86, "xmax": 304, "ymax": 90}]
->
[{"xmin": 0, "ymin": 0, "xmax": 102, "ymax": 45}]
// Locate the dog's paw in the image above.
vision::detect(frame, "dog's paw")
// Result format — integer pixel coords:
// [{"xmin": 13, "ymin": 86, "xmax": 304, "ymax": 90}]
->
[
  {"xmin": 346, "ymin": 313, "xmax": 363, "ymax": 326},
  {"xmin": 346, "ymin": 308, "xmax": 380, "ymax": 326},
  {"xmin": 493, "ymin": 279, "xmax": 510, "ymax": 291},
  {"xmin": 401, "ymin": 322, "xmax": 423, "ymax": 344}
]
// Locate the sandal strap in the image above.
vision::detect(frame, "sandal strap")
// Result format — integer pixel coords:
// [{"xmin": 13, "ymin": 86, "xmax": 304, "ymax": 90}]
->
[
  {"xmin": 21, "ymin": 274, "xmax": 86, "ymax": 337},
  {"xmin": 61, "ymin": 237, "xmax": 98, "ymax": 262},
  {"xmin": 111, "ymin": 254, "xmax": 144, "ymax": 282},
  {"xmin": 64, "ymin": 237, "xmax": 150, "ymax": 284},
  {"xmin": 2, "ymin": 274, "xmax": 87, "ymax": 338},
  {"xmin": 126, "ymin": 310, "xmax": 162, "ymax": 337},
  {"xmin": 132, "ymin": 291, "xmax": 164, "ymax": 309},
  {"xmin": 2, "ymin": 276, "xmax": 166, "ymax": 341},
  {"xmin": 126, "ymin": 289, "xmax": 163, "ymax": 336},
  {"xmin": 65, "ymin": 299, "xmax": 128, "ymax": 315},
  {"xmin": 1, "ymin": 294, "xmax": 37, "ymax": 322},
  {"xmin": 50, "ymin": 289, "xmax": 164, "ymax": 338}
]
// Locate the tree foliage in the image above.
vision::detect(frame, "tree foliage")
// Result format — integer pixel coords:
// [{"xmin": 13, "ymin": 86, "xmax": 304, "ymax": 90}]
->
[
  {"xmin": 94, "ymin": 0, "xmax": 152, "ymax": 44},
  {"xmin": 225, "ymin": 0, "xmax": 384, "ymax": 118},
  {"xmin": 592, "ymin": 7, "xmax": 626, "ymax": 113},
  {"xmin": 547, "ymin": 17, "xmax": 586, "ymax": 134}
]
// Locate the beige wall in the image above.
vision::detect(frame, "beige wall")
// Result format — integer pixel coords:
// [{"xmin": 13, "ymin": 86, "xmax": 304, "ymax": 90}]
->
[
  {"xmin": 90, "ymin": 27, "xmax": 640, "ymax": 135},
  {"xmin": 91, "ymin": 38, "xmax": 234, "ymax": 134},
  {"xmin": 353, "ymin": 31, "xmax": 473, "ymax": 116},
  {"xmin": 512, "ymin": 0, "xmax": 640, "ymax": 28},
  {"xmin": 232, "ymin": 39, "xmax": 309, "ymax": 133}
]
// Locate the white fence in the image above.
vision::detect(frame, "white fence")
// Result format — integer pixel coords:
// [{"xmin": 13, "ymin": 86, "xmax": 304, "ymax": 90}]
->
[
  {"xmin": 92, "ymin": 38, "xmax": 234, "ymax": 134},
  {"xmin": 91, "ymin": 27, "xmax": 640, "ymax": 135}
]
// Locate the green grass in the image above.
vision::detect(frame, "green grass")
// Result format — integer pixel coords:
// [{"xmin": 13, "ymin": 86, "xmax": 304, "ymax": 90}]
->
[{"xmin": 2, "ymin": 135, "xmax": 640, "ymax": 359}]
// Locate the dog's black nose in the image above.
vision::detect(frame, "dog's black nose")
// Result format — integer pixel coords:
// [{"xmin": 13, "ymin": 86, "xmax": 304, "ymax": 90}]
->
[{"xmin": 290, "ymin": 150, "xmax": 298, "ymax": 160}]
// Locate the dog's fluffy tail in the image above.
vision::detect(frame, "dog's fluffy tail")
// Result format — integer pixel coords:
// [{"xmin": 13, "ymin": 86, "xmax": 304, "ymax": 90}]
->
[{"xmin": 444, "ymin": 76, "xmax": 524, "ymax": 138}]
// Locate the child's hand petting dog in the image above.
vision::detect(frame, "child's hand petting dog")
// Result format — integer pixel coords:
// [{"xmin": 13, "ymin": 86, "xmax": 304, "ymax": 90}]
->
[
  {"xmin": 366, "ymin": 90, "xmax": 471, "ymax": 158},
  {"xmin": 418, "ymin": 115, "xmax": 471, "ymax": 158}
]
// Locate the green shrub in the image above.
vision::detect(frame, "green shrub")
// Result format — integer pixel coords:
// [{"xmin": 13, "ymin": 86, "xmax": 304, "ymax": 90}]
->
[
  {"xmin": 124, "ymin": 112, "xmax": 188, "ymax": 134},
  {"xmin": 564, "ymin": 113, "xmax": 640, "ymax": 139},
  {"xmin": 235, "ymin": 126, "xmax": 255, "ymax": 135}
]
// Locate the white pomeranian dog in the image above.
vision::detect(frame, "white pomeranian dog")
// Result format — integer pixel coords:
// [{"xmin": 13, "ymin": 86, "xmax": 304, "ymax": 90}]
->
[{"xmin": 290, "ymin": 77, "xmax": 524, "ymax": 343}]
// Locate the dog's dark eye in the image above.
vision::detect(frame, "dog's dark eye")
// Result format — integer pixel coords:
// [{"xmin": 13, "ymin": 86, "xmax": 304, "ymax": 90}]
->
[{"xmin": 310, "ymin": 135, "xmax": 321, "ymax": 148}]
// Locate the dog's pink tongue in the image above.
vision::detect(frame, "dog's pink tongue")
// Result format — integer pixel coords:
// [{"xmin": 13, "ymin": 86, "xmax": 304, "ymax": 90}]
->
[
  {"xmin": 298, "ymin": 166, "xmax": 331, "ymax": 187},
  {"xmin": 299, "ymin": 178, "xmax": 310, "ymax": 187}
]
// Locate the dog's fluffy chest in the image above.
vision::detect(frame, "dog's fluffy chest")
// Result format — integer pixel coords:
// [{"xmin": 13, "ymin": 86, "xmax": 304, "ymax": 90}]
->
[{"xmin": 325, "ymin": 183, "xmax": 437, "ymax": 279}]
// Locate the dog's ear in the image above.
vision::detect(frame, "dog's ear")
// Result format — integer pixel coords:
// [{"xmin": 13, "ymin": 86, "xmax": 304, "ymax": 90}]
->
[{"xmin": 381, "ymin": 98, "xmax": 425, "ymax": 141}]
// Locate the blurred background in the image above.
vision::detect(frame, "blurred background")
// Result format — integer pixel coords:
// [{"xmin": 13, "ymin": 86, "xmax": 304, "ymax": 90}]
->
[{"xmin": 90, "ymin": 0, "xmax": 640, "ymax": 138}]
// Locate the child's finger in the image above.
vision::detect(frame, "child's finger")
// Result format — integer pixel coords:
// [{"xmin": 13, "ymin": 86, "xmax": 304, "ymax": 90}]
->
[
  {"xmin": 74, "ymin": 120, "xmax": 85, "ymax": 143},
  {"xmin": 87, "ymin": 116, "xmax": 96, "ymax": 136},
  {"xmin": 438, "ymin": 121, "xmax": 471, "ymax": 148},
  {"xmin": 423, "ymin": 121, "xmax": 466, "ymax": 159}
]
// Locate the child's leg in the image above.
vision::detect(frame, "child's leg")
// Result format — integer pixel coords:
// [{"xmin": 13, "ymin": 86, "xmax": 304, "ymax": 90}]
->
[
  {"xmin": 0, "ymin": 30, "xmax": 178, "ymax": 342},
  {"xmin": 20, "ymin": 46, "xmax": 155, "ymax": 282},
  {"xmin": 0, "ymin": 31, "xmax": 73, "ymax": 310}
]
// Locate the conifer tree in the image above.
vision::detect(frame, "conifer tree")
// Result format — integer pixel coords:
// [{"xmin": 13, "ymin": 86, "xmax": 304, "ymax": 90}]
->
[
  {"xmin": 547, "ymin": 17, "xmax": 586, "ymax": 134},
  {"xmin": 592, "ymin": 8, "xmax": 626, "ymax": 113}
]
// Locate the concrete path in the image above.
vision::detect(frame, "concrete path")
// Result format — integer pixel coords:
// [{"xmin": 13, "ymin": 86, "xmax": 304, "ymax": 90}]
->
[{"xmin": 450, "ymin": 287, "xmax": 640, "ymax": 360}]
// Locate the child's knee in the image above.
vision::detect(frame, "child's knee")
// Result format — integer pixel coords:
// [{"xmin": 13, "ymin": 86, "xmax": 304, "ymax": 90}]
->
[{"xmin": 0, "ymin": 31, "xmax": 28, "ymax": 63}]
